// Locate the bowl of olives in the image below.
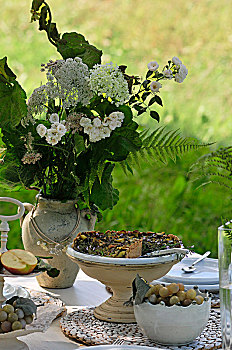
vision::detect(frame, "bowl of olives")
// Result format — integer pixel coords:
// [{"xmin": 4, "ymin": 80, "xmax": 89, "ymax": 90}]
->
[{"xmin": 133, "ymin": 278, "xmax": 211, "ymax": 345}]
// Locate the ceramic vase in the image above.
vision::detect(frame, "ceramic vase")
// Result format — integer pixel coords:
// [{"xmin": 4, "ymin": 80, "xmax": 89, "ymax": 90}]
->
[{"xmin": 21, "ymin": 196, "xmax": 96, "ymax": 289}]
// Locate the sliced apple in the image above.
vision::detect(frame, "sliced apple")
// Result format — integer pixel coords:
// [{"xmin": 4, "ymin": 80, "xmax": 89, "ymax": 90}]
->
[{"xmin": 1, "ymin": 249, "xmax": 37, "ymax": 275}]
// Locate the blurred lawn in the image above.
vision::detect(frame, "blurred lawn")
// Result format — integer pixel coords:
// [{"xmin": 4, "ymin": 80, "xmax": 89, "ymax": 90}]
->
[{"xmin": 1, "ymin": 0, "xmax": 232, "ymax": 257}]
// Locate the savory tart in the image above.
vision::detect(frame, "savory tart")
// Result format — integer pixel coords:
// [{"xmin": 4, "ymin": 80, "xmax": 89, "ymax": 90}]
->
[{"xmin": 72, "ymin": 230, "xmax": 181, "ymax": 258}]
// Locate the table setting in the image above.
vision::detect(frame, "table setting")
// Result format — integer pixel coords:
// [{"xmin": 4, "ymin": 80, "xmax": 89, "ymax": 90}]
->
[{"xmin": 0, "ymin": 198, "xmax": 223, "ymax": 350}]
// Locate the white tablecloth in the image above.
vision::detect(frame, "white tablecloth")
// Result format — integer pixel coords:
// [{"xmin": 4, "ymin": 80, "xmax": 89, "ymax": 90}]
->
[{"xmin": 6, "ymin": 270, "xmax": 110, "ymax": 350}]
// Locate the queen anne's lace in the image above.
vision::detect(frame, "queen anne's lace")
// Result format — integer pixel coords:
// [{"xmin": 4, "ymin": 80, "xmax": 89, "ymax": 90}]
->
[
  {"xmin": 90, "ymin": 63, "xmax": 130, "ymax": 107},
  {"xmin": 23, "ymin": 85, "xmax": 48, "ymax": 126},
  {"xmin": 24, "ymin": 58, "xmax": 93, "ymax": 126},
  {"xmin": 46, "ymin": 57, "xmax": 93, "ymax": 108}
]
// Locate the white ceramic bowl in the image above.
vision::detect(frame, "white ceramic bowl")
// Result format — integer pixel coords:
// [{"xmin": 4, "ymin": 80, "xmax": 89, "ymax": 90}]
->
[{"xmin": 134, "ymin": 299, "xmax": 211, "ymax": 345}]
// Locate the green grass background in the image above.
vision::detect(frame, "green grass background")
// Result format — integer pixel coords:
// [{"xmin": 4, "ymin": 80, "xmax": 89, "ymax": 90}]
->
[{"xmin": 1, "ymin": 0, "xmax": 232, "ymax": 257}]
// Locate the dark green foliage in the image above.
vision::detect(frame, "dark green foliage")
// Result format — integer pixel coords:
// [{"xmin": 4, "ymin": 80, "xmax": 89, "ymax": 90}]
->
[
  {"xmin": 57, "ymin": 33, "xmax": 102, "ymax": 68},
  {"xmin": 0, "ymin": 57, "xmax": 27, "ymax": 130},
  {"xmin": 90, "ymin": 163, "xmax": 119, "ymax": 210}
]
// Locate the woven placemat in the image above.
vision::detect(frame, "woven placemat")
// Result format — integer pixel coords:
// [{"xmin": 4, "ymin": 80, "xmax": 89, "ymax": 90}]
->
[
  {"xmin": 211, "ymin": 293, "xmax": 220, "ymax": 308},
  {"xmin": 60, "ymin": 307, "xmax": 221, "ymax": 350},
  {"xmin": 29, "ymin": 289, "xmax": 65, "ymax": 310}
]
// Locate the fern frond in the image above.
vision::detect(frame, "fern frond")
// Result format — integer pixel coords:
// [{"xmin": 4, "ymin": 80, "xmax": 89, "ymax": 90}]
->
[
  {"xmin": 190, "ymin": 146, "xmax": 232, "ymax": 192},
  {"xmin": 121, "ymin": 127, "xmax": 211, "ymax": 171}
]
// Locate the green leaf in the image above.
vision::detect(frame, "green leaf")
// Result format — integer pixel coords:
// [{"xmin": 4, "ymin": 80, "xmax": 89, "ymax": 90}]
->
[
  {"xmin": 0, "ymin": 57, "xmax": 16, "ymax": 84},
  {"xmin": 141, "ymin": 91, "xmax": 150, "ymax": 101},
  {"xmin": 148, "ymin": 96, "xmax": 156, "ymax": 107},
  {"xmin": 137, "ymin": 107, "xmax": 147, "ymax": 116},
  {"xmin": 57, "ymin": 32, "xmax": 102, "ymax": 68},
  {"xmin": 107, "ymin": 128, "xmax": 142, "ymax": 161},
  {"xmin": 8, "ymin": 297, "xmax": 37, "ymax": 316},
  {"xmin": 90, "ymin": 163, "xmax": 119, "ymax": 210},
  {"xmin": 142, "ymin": 80, "xmax": 150, "ymax": 89},
  {"xmin": 146, "ymin": 71, "xmax": 154, "ymax": 79},
  {"xmin": 117, "ymin": 105, "xmax": 135, "ymax": 128},
  {"xmin": 49, "ymin": 22, "xmax": 60, "ymax": 42},
  {"xmin": 39, "ymin": 4, "xmax": 49, "ymax": 30},
  {"xmin": 132, "ymin": 274, "xmax": 150, "ymax": 305},
  {"xmin": 31, "ymin": 0, "xmax": 44, "ymax": 11},
  {"xmin": 150, "ymin": 110, "xmax": 160, "ymax": 122},
  {"xmin": 74, "ymin": 134, "xmax": 85, "ymax": 154},
  {"xmin": 0, "ymin": 81, "xmax": 27, "ymax": 130},
  {"xmin": 34, "ymin": 257, "xmax": 60, "ymax": 278},
  {"xmin": 133, "ymin": 104, "xmax": 143, "ymax": 112},
  {"xmin": 155, "ymin": 95, "xmax": 163, "ymax": 106},
  {"xmin": 97, "ymin": 161, "xmax": 106, "ymax": 183}
]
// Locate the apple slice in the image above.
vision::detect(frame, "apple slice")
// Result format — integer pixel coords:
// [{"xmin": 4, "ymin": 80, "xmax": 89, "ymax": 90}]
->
[{"xmin": 1, "ymin": 249, "xmax": 37, "ymax": 275}]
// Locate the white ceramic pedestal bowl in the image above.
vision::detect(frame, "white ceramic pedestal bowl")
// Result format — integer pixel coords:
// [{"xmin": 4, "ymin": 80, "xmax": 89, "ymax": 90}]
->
[
  {"xmin": 134, "ymin": 299, "xmax": 211, "ymax": 345},
  {"xmin": 66, "ymin": 246, "xmax": 183, "ymax": 323}
]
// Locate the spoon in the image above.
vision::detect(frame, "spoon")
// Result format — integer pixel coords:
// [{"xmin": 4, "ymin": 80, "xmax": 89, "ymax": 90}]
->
[{"xmin": 182, "ymin": 251, "xmax": 211, "ymax": 273}]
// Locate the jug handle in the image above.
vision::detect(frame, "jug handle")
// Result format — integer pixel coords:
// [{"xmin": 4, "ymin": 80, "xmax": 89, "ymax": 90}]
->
[
  {"xmin": 80, "ymin": 208, "xmax": 97, "ymax": 231},
  {"xmin": 18, "ymin": 203, "xmax": 35, "ymax": 227}
]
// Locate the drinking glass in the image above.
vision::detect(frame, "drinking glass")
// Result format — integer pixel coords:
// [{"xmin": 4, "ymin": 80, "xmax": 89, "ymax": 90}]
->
[{"xmin": 218, "ymin": 224, "xmax": 232, "ymax": 349}]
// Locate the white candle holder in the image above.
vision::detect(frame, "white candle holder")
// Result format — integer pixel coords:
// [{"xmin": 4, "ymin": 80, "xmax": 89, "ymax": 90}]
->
[{"xmin": 0, "ymin": 197, "xmax": 25, "ymax": 306}]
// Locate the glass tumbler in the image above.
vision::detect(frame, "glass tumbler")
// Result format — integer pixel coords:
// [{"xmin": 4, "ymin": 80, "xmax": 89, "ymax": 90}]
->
[{"xmin": 219, "ymin": 224, "xmax": 232, "ymax": 349}]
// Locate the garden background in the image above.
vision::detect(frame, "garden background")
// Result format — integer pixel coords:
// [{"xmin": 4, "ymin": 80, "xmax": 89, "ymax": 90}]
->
[{"xmin": 0, "ymin": 0, "xmax": 231, "ymax": 257}]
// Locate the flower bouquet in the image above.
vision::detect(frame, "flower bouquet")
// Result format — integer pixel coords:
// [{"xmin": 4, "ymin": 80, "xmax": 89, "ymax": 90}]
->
[{"xmin": 0, "ymin": 0, "xmax": 203, "ymax": 216}]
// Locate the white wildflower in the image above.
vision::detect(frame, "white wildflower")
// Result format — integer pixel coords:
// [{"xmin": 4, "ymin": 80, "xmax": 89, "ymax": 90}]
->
[
  {"xmin": 80, "ymin": 117, "xmax": 92, "ymax": 128},
  {"xmin": 84, "ymin": 125, "xmax": 94, "ymax": 135},
  {"xmin": 175, "ymin": 64, "xmax": 188, "ymax": 83},
  {"xmin": 150, "ymin": 81, "xmax": 162, "ymax": 93},
  {"xmin": 90, "ymin": 63, "xmax": 130, "ymax": 107},
  {"xmin": 56, "ymin": 123, "xmax": 67, "ymax": 135},
  {"xmin": 47, "ymin": 128, "xmax": 60, "ymax": 138},
  {"xmin": 163, "ymin": 69, "xmax": 173, "ymax": 79},
  {"xmin": 93, "ymin": 118, "xmax": 102, "ymax": 127},
  {"xmin": 175, "ymin": 74, "xmax": 184, "ymax": 83},
  {"xmin": 50, "ymin": 113, "xmax": 59, "ymax": 123},
  {"xmin": 147, "ymin": 61, "xmax": 159, "ymax": 71},
  {"xmin": 36, "ymin": 124, "xmax": 47, "ymax": 138},
  {"xmin": 109, "ymin": 111, "xmax": 125, "ymax": 121},
  {"xmin": 89, "ymin": 128, "xmax": 101, "ymax": 143},
  {"xmin": 45, "ymin": 135, "xmax": 60, "ymax": 146},
  {"xmin": 82, "ymin": 111, "xmax": 125, "ymax": 142},
  {"xmin": 99, "ymin": 126, "xmax": 111, "ymax": 139},
  {"xmin": 179, "ymin": 64, "xmax": 188, "ymax": 77},
  {"xmin": 172, "ymin": 56, "xmax": 182, "ymax": 66},
  {"xmin": 50, "ymin": 122, "xmax": 60, "ymax": 130},
  {"xmin": 107, "ymin": 119, "xmax": 122, "ymax": 130}
]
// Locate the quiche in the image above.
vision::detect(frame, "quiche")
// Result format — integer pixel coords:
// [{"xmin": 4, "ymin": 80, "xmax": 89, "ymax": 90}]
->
[{"xmin": 72, "ymin": 230, "xmax": 181, "ymax": 258}]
